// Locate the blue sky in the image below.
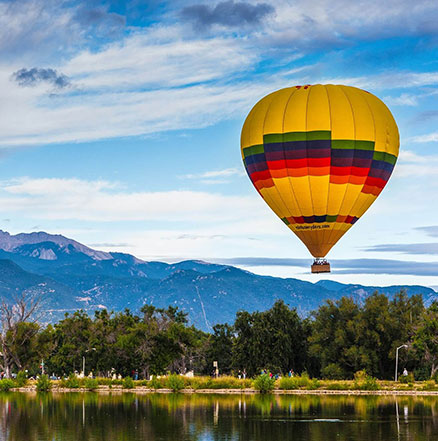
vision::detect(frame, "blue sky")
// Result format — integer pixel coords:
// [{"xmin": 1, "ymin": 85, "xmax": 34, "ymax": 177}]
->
[{"xmin": 1, "ymin": 0, "xmax": 438, "ymax": 287}]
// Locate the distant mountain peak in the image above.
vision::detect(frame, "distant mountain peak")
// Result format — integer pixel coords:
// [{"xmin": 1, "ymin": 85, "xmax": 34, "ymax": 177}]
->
[{"xmin": 0, "ymin": 230, "xmax": 112, "ymax": 261}]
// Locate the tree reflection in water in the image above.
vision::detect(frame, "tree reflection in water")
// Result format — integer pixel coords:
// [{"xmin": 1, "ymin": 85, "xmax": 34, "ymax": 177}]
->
[{"xmin": 0, "ymin": 392, "xmax": 437, "ymax": 441}]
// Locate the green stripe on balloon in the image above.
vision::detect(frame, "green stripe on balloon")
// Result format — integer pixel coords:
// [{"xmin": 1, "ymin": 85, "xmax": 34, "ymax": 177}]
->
[
  {"xmin": 263, "ymin": 130, "xmax": 331, "ymax": 144},
  {"xmin": 331, "ymin": 140, "xmax": 374, "ymax": 151},
  {"xmin": 373, "ymin": 151, "xmax": 397, "ymax": 165},
  {"xmin": 242, "ymin": 144, "xmax": 264, "ymax": 158}
]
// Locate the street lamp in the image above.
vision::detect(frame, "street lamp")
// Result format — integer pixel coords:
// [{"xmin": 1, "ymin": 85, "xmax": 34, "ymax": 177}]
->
[
  {"xmin": 82, "ymin": 348, "xmax": 96, "ymax": 377},
  {"xmin": 395, "ymin": 344, "xmax": 408, "ymax": 382}
]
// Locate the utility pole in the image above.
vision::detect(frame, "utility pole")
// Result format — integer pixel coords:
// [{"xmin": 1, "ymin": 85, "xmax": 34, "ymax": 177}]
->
[
  {"xmin": 395, "ymin": 344, "xmax": 408, "ymax": 382},
  {"xmin": 83, "ymin": 348, "xmax": 96, "ymax": 377}
]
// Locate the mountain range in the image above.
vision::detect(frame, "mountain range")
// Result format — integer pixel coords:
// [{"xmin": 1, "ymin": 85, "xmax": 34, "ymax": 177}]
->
[{"xmin": 0, "ymin": 230, "xmax": 435, "ymax": 331}]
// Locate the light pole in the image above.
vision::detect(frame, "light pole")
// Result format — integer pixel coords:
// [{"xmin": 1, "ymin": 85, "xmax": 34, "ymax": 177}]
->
[
  {"xmin": 395, "ymin": 344, "xmax": 408, "ymax": 382},
  {"xmin": 82, "ymin": 348, "xmax": 96, "ymax": 377}
]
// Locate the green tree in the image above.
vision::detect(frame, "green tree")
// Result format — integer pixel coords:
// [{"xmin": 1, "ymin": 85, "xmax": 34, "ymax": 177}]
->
[
  {"xmin": 413, "ymin": 302, "xmax": 438, "ymax": 378},
  {"xmin": 205, "ymin": 324, "xmax": 234, "ymax": 375},
  {"xmin": 233, "ymin": 300, "xmax": 308, "ymax": 376},
  {"xmin": 309, "ymin": 296, "xmax": 360, "ymax": 378},
  {"xmin": 0, "ymin": 293, "xmax": 43, "ymax": 377},
  {"xmin": 49, "ymin": 310, "xmax": 93, "ymax": 375}
]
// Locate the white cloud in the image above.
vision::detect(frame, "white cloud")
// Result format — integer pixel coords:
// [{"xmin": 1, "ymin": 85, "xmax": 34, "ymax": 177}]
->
[
  {"xmin": 383, "ymin": 93, "xmax": 419, "ymax": 107},
  {"xmin": 182, "ymin": 168, "xmax": 245, "ymax": 180},
  {"xmin": 393, "ymin": 150, "xmax": 438, "ymax": 178},
  {"xmin": 261, "ymin": 0, "xmax": 438, "ymax": 50},
  {"xmin": 321, "ymin": 71, "xmax": 438, "ymax": 91},
  {"xmin": 6, "ymin": 59, "xmax": 438, "ymax": 147},
  {"xmin": 0, "ymin": 177, "xmax": 262, "ymax": 222},
  {"xmin": 409, "ymin": 133, "xmax": 438, "ymax": 143},
  {"xmin": 64, "ymin": 31, "xmax": 257, "ymax": 90}
]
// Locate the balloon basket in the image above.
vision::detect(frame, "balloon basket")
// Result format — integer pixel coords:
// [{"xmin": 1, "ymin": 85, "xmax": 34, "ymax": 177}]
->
[{"xmin": 311, "ymin": 259, "xmax": 331, "ymax": 273}]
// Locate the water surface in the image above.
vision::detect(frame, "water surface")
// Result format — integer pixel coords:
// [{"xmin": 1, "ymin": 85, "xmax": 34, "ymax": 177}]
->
[{"xmin": 0, "ymin": 392, "xmax": 437, "ymax": 440}]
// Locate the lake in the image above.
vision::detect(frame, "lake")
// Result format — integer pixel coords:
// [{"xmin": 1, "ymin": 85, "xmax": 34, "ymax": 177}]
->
[{"xmin": 0, "ymin": 392, "xmax": 437, "ymax": 440}]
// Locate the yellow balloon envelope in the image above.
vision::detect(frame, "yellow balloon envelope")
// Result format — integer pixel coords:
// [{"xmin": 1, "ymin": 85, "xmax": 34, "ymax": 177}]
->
[{"xmin": 241, "ymin": 84, "xmax": 399, "ymax": 270}]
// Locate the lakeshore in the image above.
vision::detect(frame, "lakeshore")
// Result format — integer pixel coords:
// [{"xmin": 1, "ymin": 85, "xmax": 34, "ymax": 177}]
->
[{"xmin": 11, "ymin": 384, "xmax": 438, "ymax": 396}]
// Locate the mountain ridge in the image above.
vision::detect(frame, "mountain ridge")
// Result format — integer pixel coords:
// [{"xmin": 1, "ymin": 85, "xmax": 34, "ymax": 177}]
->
[{"xmin": 0, "ymin": 230, "xmax": 435, "ymax": 331}]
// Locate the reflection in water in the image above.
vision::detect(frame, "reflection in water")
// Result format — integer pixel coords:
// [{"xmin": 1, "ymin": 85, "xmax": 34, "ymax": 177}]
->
[{"xmin": 0, "ymin": 392, "xmax": 437, "ymax": 440}]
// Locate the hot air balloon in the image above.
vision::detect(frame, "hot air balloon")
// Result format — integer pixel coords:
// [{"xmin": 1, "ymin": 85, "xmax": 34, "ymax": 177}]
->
[{"xmin": 241, "ymin": 84, "xmax": 399, "ymax": 273}]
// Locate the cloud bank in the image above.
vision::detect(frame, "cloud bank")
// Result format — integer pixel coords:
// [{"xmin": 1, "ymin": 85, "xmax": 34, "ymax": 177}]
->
[{"xmin": 220, "ymin": 257, "xmax": 438, "ymax": 277}]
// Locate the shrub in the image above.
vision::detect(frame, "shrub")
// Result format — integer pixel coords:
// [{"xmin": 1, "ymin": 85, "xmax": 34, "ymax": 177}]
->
[
  {"xmin": 306, "ymin": 378, "xmax": 320, "ymax": 390},
  {"xmin": 111, "ymin": 379, "xmax": 123, "ymax": 386},
  {"xmin": 362, "ymin": 376, "xmax": 378, "ymax": 390},
  {"xmin": 36, "ymin": 375, "xmax": 51, "ymax": 392},
  {"xmin": 150, "ymin": 376, "xmax": 164, "ymax": 389},
  {"xmin": 95, "ymin": 377, "xmax": 112, "ymax": 386},
  {"xmin": 206, "ymin": 376, "xmax": 250, "ymax": 389},
  {"xmin": 353, "ymin": 370, "xmax": 379, "ymax": 391},
  {"xmin": 422, "ymin": 380, "xmax": 436, "ymax": 391},
  {"xmin": 295, "ymin": 373, "xmax": 311, "ymax": 388},
  {"xmin": 186, "ymin": 377, "xmax": 207, "ymax": 390},
  {"xmin": 61, "ymin": 374, "xmax": 80, "ymax": 389},
  {"xmin": 84, "ymin": 378, "xmax": 99, "ymax": 390},
  {"xmin": 322, "ymin": 363, "xmax": 344, "ymax": 380},
  {"xmin": 15, "ymin": 371, "xmax": 28, "ymax": 387},
  {"xmin": 253, "ymin": 374, "xmax": 275, "ymax": 393},
  {"xmin": 399, "ymin": 373, "xmax": 415, "ymax": 384},
  {"xmin": 0, "ymin": 379, "xmax": 15, "ymax": 391},
  {"xmin": 166, "ymin": 374, "xmax": 185, "ymax": 392},
  {"xmin": 325, "ymin": 382, "xmax": 350, "ymax": 390},
  {"xmin": 414, "ymin": 366, "xmax": 430, "ymax": 381},
  {"xmin": 278, "ymin": 377, "xmax": 299, "ymax": 390},
  {"xmin": 122, "ymin": 377, "xmax": 134, "ymax": 389}
]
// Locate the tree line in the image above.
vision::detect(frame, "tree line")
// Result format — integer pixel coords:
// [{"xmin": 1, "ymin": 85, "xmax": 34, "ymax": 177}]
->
[{"xmin": 1, "ymin": 290, "xmax": 437, "ymax": 380}]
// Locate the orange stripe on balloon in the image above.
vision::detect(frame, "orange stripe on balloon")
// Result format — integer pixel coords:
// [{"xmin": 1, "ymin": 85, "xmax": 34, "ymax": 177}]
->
[
  {"xmin": 349, "ymin": 175, "xmax": 367, "ymax": 185},
  {"xmin": 361, "ymin": 185, "xmax": 381, "ymax": 196},
  {"xmin": 254, "ymin": 179, "xmax": 274, "ymax": 190},
  {"xmin": 285, "ymin": 168, "xmax": 309, "ymax": 177},
  {"xmin": 330, "ymin": 175, "xmax": 349, "ymax": 184},
  {"xmin": 308, "ymin": 166, "xmax": 330, "ymax": 176},
  {"xmin": 270, "ymin": 168, "xmax": 290, "ymax": 178}
]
